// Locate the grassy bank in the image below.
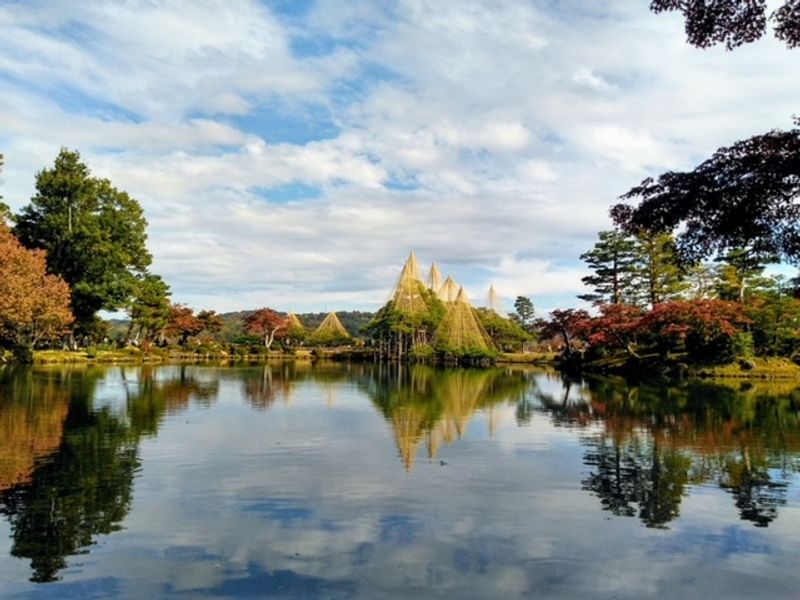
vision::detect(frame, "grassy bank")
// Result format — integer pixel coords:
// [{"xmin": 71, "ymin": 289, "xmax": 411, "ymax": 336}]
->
[
  {"xmin": 30, "ymin": 348, "xmax": 317, "ymax": 365},
  {"xmin": 569, "ymin": 349, "xmax": 800, "ymax": 380},
  {"xmin": 498, "ymin": 352, "xmax": 559, "ymax": 364},
  {"xmin": 693, "ymin": 357, "xmax": 800, "ymax": 379}
]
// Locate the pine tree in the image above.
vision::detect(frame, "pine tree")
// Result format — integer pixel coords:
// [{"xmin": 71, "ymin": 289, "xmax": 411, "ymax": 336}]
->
[
  {"xmin": 635, "ymin": 231, "xmax": 688, "ymax": 307},
  {"xmin": 511, "ymin": 296, "xmax": 535, "ymax": 331},
  {"xmin": 579, "ymin": 230, "xmax": 640, "ymax": 305},
  {"xmin": 714, "ymin": 248, "xmax": 776, "ymax": 302}
]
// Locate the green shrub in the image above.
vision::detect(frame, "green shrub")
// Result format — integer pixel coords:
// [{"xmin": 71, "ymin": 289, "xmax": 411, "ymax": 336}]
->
[
  {"xmin": 409, "ymin": 343, "xmax": 436, "ymax": 362},
  {"xmin": 731, "ymin": 332, "xmax": 755, "ymax": 358},
  {"xmin": 12, "ymin": 344, "xmax": 34, "ymax": 364}
]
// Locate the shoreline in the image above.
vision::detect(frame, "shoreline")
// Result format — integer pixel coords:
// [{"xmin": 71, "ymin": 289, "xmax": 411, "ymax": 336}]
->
[{"xmin": 4, "ymin": 349, "xmax": 799, "ymax": 381}]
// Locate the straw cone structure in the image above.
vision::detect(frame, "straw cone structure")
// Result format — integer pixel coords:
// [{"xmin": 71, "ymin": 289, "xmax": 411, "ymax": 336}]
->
[
  {"xmin": 391, "ymin": 251, "xmax": 429, "ymax": 315},
  {"xmin": 286, "ymin": 311, "xmax": 305, "ymax": 330},
  {"xmin": 434, "ymin": 287, "xmax": 494, "ymax": 352},
  {"xmin": 486, "ymin": 285, "xmax": 503, "ymax": 315},
  {"xmin": 313, "ymin": 312, "xmax": 350, "ymax": 338},
  {"xmin": 437, "ymin": 275, "xmax": 460, "ymax": 303},
  {"xmin": 426, "ymin": 263, "xmax": 444, "ymax": 292}
]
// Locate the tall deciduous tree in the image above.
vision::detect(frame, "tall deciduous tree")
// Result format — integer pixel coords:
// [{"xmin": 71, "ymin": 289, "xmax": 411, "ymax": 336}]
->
[
  {"xmin": 197, "ymin": 310, "xmax": 224, "ymax": 337},
  {"xmin": 612, "ymin": 122, "xmax": 800, "ymax": 267},
  {"xmin": 615, "ymin": 8, "xmax": 799, "ymax": 266},
  {"xmin": 0, "ymin": 223, "xmax": 73, "ymax": 348},
  {"xmin": 15, "ymin": 149, "xmax": 152, "ymax": 331},
  {"xmin": 165, "ymin": 304, "xmax": 203, "ymax": 346},
  {"xmin": 535, "ymin": 309, "xmax": 591, "ymax": 354},
  {"xmin": 245, "ymin": 308, "xmax": 287, "ymax": 349},
  {"xmin": 579, "ymin": 230, "xmax": 640, "ymax": 306}
]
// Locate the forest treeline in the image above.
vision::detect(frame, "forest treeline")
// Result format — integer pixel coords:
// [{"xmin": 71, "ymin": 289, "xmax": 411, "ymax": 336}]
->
[
  {"xmin": 0, "ymin": 150, "xmax": 366, "ymax": 358},
  {"xmin": 2, "ymin": 112, "xmax": 798, "ymax": 372},
  {"xmin": 535, "ymin": 228, "xmax": 800, "ymax": 373},
  {"xmin": 0, "ymin": 149, "xmax": 534, "ymax": 362}
]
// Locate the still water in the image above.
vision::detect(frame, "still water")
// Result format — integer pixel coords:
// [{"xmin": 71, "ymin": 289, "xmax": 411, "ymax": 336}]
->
[{"xmin": 1, "ymin": 362, "xmax": 799, "ymax": 599}]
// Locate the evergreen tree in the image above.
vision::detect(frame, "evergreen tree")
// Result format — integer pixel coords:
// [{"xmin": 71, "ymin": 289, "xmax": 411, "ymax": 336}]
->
[
  {"xmin": 685, "ymin": 263, "xmax": 718, "ymax": 300},
  {"xmin": 714, "ymin": 248, "xmax": 776, "ymax": 302},
  {"xmin": 15, "ymin": 149, "xmax": 152, "ymax": 332},
  {"xmin": 579, "ymin": 230, "xmax": 640, "ymax": 305},
  {"xmin": 635, "ymin": 231, "xmax": 688, "ymax": 307},
  {"xmin": 126, "ymin": 274, "xmax": 171, "ymax": 344},
  {"xmin": 511, "ymin": 296, "xmax": 535, "ymax": 331}
]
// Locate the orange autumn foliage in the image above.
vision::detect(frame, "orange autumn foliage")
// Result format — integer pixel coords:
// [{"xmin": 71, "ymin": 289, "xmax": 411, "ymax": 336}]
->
[{"xmin": 0, "ymin": 222, "xmax": 74, "ymax": 345}]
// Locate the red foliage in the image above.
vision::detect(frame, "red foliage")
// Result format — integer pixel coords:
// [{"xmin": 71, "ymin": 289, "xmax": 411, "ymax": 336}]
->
[
  {"xmin": 579, "ymin": 304, "xmax": 645, "ymax": 349},
  {"xmin": 536, "ymin": 309, "xmax": 591, "ymax": 352},
  {"xmin": 165, "ymin": 304, "xmax": 203, "ymax": 344},
  {"xmin": 245, "ymin": 308, "xmax": 287, "ymax": 348},
  {"xmin": 637, "ymin": 299, "xmax": 750, "ymax": 345},
  {"xmin": 0, "ymin": 222, "xmax": 73, "ymax": 345}
]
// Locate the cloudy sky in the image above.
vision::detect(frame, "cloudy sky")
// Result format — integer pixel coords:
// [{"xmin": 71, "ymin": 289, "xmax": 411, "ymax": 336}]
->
[{"xmin": 0, "ymin": 1, "xmax": 797, "ymax": 314}]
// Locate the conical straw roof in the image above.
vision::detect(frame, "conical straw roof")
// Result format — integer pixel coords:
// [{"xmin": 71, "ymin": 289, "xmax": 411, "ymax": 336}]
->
[
  {"xmin": 286, "ymin": 311, "xmax": 305, "ymax": 330},
  {"xmin": 437, "ymin": 275, "xmax": 460, "ymax": 303},
  {"xmin": 434, "ymin": 287, "xmax": 494, "ymax": 352},
  {"xmin": 486, "ymin": 285, "xmax": 503, "ymax": 314},
  {"xmin": 391, "ymin": 251, "xmax": 428, "ymax": 314},
  {"xmin": 426, "ymin": 263, "xmax": 444, "ymax": 292},
  {"xmin": 314, "ymin": 311, "xmax": 350, "ymax": 337}
]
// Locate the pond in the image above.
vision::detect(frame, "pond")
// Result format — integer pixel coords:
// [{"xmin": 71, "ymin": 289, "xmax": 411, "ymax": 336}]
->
[{"xmin": 1, "ymin": 362, "xmax": 799, "ymax": 599}]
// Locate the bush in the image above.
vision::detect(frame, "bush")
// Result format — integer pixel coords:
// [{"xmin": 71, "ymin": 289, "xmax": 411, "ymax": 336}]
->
[
  {"xmin": 85, "ymin": 346, "xmax": 98, "ymax": 359},
  {"xmin": 409, "ymin": 343, "xmax": 436, "ymax": 362},
  {"xmin": 731, "ymin": 332, "xmax": 754, "ymax": 358},
  {"xmin": 12, "ymin": 344, "xmax": 33, "ymax": 364}
]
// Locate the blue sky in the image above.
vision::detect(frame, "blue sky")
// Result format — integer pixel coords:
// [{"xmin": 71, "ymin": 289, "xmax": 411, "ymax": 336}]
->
[{"xmin": 0, "ymin": 1, "xmax": 798, "ymax": 314}]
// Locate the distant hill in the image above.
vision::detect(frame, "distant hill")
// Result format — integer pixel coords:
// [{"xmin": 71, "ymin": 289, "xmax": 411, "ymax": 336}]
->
[
  {"xmin": 103, "ymin": 310, "xmax": 375, "ymax": 344},
  {"xmin": 219, "ymin": 310, "xmax": 374, "ymax": 342}
]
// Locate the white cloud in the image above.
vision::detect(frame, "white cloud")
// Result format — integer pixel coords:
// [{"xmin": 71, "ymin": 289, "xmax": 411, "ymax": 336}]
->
[{"xmin": 1, "ymin": 0, "xmax": 798, "ymax": 312}]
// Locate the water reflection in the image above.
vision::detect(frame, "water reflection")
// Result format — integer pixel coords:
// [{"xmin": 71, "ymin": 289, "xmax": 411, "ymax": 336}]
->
[
  {"xmin": 1, "ymin": 363, "xmax": 800, "ymax": 592},
  {"xmin": 537, "ymin": 375, "xmax": 800, "ymax": 529},
  {"xmin": 0, "ymin": 366, "xmax": 220, "ymax": 582},
  {"xmin": 0, "ymin": 369, "xmax": 70, "ymax": 493},
  {"xmin": 359, "ymin": 365, "xmax": 527, "ymax": 469}
]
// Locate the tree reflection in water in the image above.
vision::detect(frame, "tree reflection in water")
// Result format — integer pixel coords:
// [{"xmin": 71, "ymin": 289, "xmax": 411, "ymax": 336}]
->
[
  {"xmin": 2, "ymin": 363, "xmax": 800, "ymax": 584},
  {"xmin": 535, "ymin": 375, "xmax": 800, "ymax": 529},
  {"xmin": 0, "ymin": 365, "xmax": 220, "ymax": 582}
]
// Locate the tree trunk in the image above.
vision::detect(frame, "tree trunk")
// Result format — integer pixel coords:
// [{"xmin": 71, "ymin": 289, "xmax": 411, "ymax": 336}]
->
[{"xmin": 561, "ymin": 328, "xmax": 572, "ymax": 354}]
